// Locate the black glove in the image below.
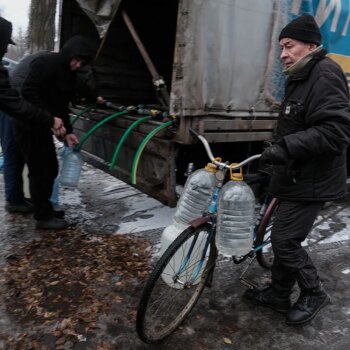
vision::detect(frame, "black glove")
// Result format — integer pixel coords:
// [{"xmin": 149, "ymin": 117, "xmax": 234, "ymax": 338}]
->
[{"xmin": 260, "ymin": 144, "xmax": 289, "ymax": 167}]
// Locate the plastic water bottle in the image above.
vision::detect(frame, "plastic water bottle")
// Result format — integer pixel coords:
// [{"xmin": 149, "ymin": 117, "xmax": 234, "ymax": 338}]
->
[
  {"xmin": 50, "ymin": 177, "xmax": 59, "ymax": 206},
  {"xmin": 59, "ymin": 149, "xmax": 84, "ymax": 188},
  {"xmin": 173, "ymin": 163, "xmax": 217, "ymax": 226},
  {"xmin": 160, "ymin": 225, "xmax": 209, "ymax": 289},
  {"xmin": 160, "ymin": 163, "xmax": 216, "ymax": 287},
  {"xmin": 160, "ymin": 221, "xmax": 188, "ymax": 256},
  {"xmin": 161, "ymin": 162, "xmax": 217, "ymax": 254},
  {"xmin": 59, "ymin": 144, "xmax": 71, "ymax": 160},
  {"xmin": 216, "ymin": 169, "xmax": 255, "ymax": 257},
  {"xmin": 0, "ymin": 153, "xmax": 3, "ymax": 173},
  {"xmin": 50, "ymin": 145, "xmax": 72, "ymax": 204}
]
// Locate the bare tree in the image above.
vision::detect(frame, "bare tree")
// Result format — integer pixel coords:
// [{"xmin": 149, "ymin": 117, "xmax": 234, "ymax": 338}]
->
[
  {"xmin": 27, "ymin": 0, "xmax": 57, "ymax": 53},
  {"xmin": 6, "ymin": 28, "xmax": 28, "ymax": 61}
]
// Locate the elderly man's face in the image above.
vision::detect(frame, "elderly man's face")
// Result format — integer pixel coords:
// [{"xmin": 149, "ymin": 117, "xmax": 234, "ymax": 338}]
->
[{"xmin": 279, "ymin": 38, "xmax": 316, "ymax": 69}]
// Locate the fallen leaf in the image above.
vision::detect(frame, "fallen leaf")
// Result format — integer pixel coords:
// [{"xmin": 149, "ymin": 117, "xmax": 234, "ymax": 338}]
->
[{"xmin": 223, "ymin": 337, "xmax": 232, "ymax": 344}]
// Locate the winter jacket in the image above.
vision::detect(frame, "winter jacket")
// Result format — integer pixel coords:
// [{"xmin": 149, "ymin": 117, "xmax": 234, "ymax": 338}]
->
[
  {"xmin": 0, "ymin": 63, "xmax": 53, "ymax": 128},
  {"xmin": 269, "ymin": 49, "xmax": 350, "ymax": 201},
  {"xmin": 11, "ymin": 36, "xmax": 93, "ymax": 134}
]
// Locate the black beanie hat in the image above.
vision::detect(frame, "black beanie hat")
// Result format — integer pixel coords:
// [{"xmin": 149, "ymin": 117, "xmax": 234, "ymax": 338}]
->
[
  {"xmin": 0, "ymin": 17, "xmax": 16, "ymax": 45},
  {"xmin": 279, "ymin": 14, "xmax": 321, "ymax": 45}
]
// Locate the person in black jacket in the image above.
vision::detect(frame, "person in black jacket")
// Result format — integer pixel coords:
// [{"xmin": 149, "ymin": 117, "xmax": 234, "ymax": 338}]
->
[
  {"xmin": 0, "ymin": 17, "xmax": 65, "ymax": 212},
  {"xmin": 11, "ymin": 35, "xmax": 94, "ymax": 230},
  {"xmin": 245, "ymin": 14, "xmax": 350, "ymax": 325}
]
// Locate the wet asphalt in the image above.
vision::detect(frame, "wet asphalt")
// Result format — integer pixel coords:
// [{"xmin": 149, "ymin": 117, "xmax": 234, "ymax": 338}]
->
[{"xmin": 0, "ymin": 163, "xmax": 349, "ymax": 349}]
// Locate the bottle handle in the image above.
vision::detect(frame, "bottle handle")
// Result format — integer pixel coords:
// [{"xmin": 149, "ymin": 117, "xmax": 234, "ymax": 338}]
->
[{"xmin": 230, "ymin": 163, "xmax": 243, "ymax": 181}]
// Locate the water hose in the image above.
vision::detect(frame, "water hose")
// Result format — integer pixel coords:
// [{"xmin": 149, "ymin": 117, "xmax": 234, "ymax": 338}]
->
[
  {"xmin": 70, "ymin": 105, "xmax": 95, "ymax": 126},
  {"xmin": 131, "ymin": 120, "xmax": 173, "ymax": 185},
  {"xmin": 76, "ymin": 110, "xmax": 128, "ymax": 150},
  {"xmin": 109, "ymin": 116, "xmax": 150, "ymax": 171}
]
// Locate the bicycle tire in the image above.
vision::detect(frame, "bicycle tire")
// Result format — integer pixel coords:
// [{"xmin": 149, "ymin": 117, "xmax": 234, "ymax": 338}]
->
[
  {"xmin": 255, "ymin": 197, "xmax": 278, "ymax": 269},
  {"xmin": 136, "ymin": 224, "xmax": 217, "ymax": 344}
]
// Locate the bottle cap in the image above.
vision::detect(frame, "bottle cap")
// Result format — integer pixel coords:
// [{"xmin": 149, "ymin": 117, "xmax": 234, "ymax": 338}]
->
[{"xmin": 205, "ymin": 162, "xmax": 217, "ymax": 172}]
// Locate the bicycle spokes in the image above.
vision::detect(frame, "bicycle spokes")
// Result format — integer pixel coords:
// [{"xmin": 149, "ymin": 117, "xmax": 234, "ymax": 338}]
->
[{"xmin": 171, "ymin": 229, "xmax": 213, "ymax": 287}]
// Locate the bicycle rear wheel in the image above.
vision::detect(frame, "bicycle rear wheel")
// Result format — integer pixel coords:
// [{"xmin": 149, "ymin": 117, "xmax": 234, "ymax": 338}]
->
[
  {"xmin": 136, "ymin": 224, "xmax": 217, "ymax": 344},
  {"xmin": 255, "ymin": 198, "xmax": 278, "ymax": 269}
]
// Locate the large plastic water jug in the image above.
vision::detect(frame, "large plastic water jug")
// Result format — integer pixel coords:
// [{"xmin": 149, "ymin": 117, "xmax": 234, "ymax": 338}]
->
[
  {"xmin": 173, "ymin": 163, "xmax": 217, "ymax": 226},
  {"xmin": 160, "ymin": 163, "xmax": 216, "ymax": 288},
  {"xmin": 160, "ymin": 221, "xmax": 209, "ymax": 289},
  {"xmin": 50, "ymin": 177, "xmax": 59, "ymax": 206},
  {"xmin": 161, "ymin": 162, "xmax": 216, "ymax": 255},
  {"xmin": 59, "ymin": 149, "xmax": 84, "ymax": 188},
  {"xmin": 50, "ymin": 145, "xmax": 72, "ymax": 204},
  {"xmin": 216, "ymin": 167, "xmax": 255, "ymax": 257}
]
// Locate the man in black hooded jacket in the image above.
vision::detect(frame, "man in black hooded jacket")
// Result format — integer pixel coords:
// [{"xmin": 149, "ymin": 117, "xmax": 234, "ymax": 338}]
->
[
  {"xmin": 0, "ymin": 17, "xmax": 64, "ymax": 133},
  {"xmin": 0, "ymin": 17, "xmax": 65, "ymax": 213},
  {"xmin": 245, "ymin": 14, "xmax": 350, "ymax": 325},
  {"xmin": 11, "ymin": 35, "xmax": 93, "ymax": 229}
]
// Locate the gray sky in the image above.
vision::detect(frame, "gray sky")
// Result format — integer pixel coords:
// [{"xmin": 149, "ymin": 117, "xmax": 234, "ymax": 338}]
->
[{"xmin": 0, "ymin": 0, "xmax": 30, "ymax": 33}]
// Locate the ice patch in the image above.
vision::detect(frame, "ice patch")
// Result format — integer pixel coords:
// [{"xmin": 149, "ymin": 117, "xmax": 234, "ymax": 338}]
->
[
  {"xmin": 307, "ymin": 209, "xmax": 350, "ymax": 245},
  {"xmin": 343, "ymin": 308, "xmax": 350, "ymax": 316},
  {"xmin": 58, "ymin": 187, "xmax": 83, "ymax": 206},
  {"xmin": 319, "ymin": 228, "xmax": 350, "ymax": 244},
  {"xmin": 116, "ymin": 204, "xmax": 175, "ymax": 233}
]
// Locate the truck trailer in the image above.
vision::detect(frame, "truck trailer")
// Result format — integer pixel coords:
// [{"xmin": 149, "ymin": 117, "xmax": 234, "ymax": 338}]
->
[{"xmin": 59, "ymin": 0, "xmax": 350, "ymax": 206}]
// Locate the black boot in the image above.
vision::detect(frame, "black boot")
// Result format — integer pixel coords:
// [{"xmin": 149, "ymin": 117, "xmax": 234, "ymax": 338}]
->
[
  {"xmin": 286, "ymin": 284, "xmax": 330, "ymax": 325},
  {"xmin": 244, "ymin": 285, "xmax": 291, "ymax": 314},
  {"xmin": 36, "ymin": 217, "xmax": 69, "ymax": 230},
  {"xmin": 52, "ymin": 210, "xmax": 65, "ymax": 219},
  {"xmin": 5, "ymin": 199, "xmax": 34, "ymax": 213}
]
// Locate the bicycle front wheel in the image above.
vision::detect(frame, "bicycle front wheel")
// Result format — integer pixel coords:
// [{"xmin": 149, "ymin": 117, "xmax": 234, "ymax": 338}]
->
[
  {"xmin": 136, "ymin": 224, "xmax": 217, "ymax": 344},
  {"xmin": 255, "ymin": 197, "xmax": 278, "ymax": 269}
]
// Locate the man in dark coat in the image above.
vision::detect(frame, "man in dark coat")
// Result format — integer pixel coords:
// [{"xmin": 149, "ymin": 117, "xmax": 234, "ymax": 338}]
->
[
  {"xmin": 0, "ymin": 17, "xmax": 65, "ymax": 212},
  {"xmin": 11, "ymin": 35, "xmax": 93, "ymax": 229},
  {"xmin": 0, "ymin": 17, "xmax": 64, "ymax": 130},
  {"xmin": 245, "ymin": 14, "xmax": 350, "ymax": 325}
]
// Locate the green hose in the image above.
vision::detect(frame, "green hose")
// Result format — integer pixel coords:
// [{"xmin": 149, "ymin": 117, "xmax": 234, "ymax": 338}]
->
[
  {"xmin": 70, "ymin": 105, "xmax": 95, "ymax": 126},
  {"xmin": 131, "ymin": 120, "xmax": 173, "ymax": 185},
  {"xmin": 109, "ymin": 116, "xmax": 150, "ymax": 171},
  {"xmin": 76, "ymin": 110, "xmax": 128, "ymax": 151}
]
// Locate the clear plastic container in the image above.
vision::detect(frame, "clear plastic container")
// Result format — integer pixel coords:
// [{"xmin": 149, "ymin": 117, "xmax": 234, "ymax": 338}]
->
[
  {"xmin": 173, "ymin": 163, "xmax": 217, "ymax": 226},
  {"xmin": 59, "ymin": 145, "xmax": 71, "ymax": 160},
  {"xmin": 160, "ymin": 221, "xmax": 208, "ymax": 289},
  {"xmin": 59, "ymin": 149, "xmax": 84, "ymax": 188},
  {"xmin": 0, "ymin": 153, "xmax": 3, "ymax": 173},
  {"xmin": 50, "ymin": 177, "xmax": 59, "ymax": 206},
  {"xmin": 160, "ymin": 163, "xmax": 217, "ymax": 288},
  {"xmin": 216, "ymin": 178, "xmax": 255, "ymax": 257}
]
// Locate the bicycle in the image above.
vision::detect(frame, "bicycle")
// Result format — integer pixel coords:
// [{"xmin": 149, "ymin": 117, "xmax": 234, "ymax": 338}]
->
[{"xmin": 136, "ymin": 128, "xmax": 278, "ymax": 344}]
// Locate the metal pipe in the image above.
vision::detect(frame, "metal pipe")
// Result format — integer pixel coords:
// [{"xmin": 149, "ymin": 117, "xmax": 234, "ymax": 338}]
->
[{"xmin": 121, "ymin": 10, "xmax": 170, "ymax": 107}]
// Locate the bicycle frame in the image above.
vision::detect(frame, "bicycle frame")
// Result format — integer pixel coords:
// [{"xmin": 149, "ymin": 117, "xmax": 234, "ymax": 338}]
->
[{"xmin": 174, "ymin": 224, "xmax": 216, "ymax": 287}]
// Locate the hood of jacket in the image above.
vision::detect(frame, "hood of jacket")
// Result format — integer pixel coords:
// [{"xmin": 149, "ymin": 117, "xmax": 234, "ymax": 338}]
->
[
  {"xmin": 59, "ymin": 35, "xmax": 93, "ymax": 66},
  {"xmin": 0, "ymin": 17, "xmax": 15, "ymax": 59}
]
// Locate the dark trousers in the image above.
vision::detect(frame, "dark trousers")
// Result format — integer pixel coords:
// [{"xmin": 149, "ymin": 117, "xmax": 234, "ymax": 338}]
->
[
  {"xmin": 0, "ymin": 111, "xmax": 26, "ymax": 204},
  {"xmin": 271, "ymin": 200, "xmax": 323, "ymax": 293},
  {"xmin": 14, "ymin": 124, "xmax": 58, "ymax": 220}
]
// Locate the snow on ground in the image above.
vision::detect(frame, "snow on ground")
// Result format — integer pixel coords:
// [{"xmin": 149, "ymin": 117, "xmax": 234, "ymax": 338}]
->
[
  {"xmin": 304, "ymin": 204, "xmax": 350, "ymax": 246},
  {"xmin": 115, "ymin": 196, "xmax": 175, "ymax": 233},
  {"xmin": 58, "ymin": 163, "xmax": 175, "ymax": 234}
]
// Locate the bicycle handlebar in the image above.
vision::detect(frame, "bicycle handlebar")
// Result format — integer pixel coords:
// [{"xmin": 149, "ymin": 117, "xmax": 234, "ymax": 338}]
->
[{"xmin": 189, "ymin": 128, "xmax": 261, "ymax": 169}]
